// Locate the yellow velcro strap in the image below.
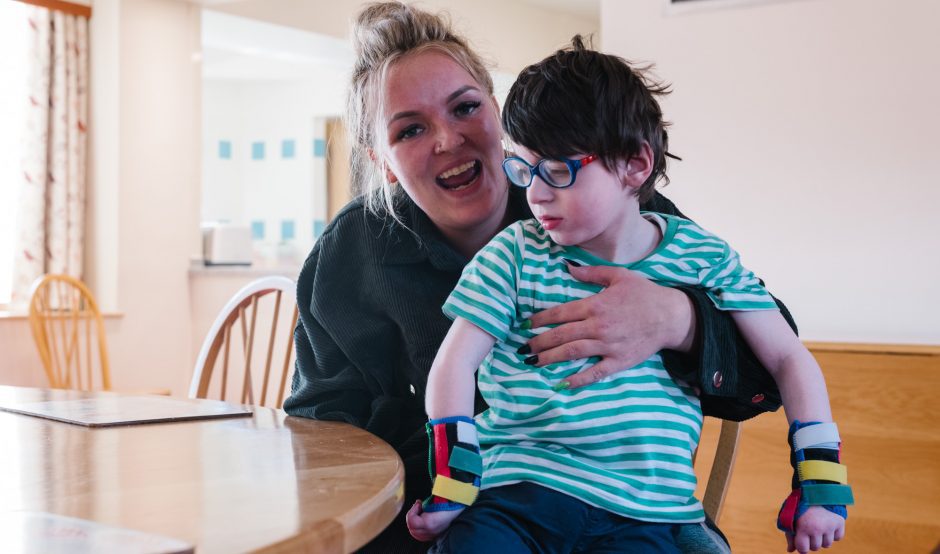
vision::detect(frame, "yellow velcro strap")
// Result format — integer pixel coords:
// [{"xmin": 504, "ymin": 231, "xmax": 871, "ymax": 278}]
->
[
  {"xmin": 431, "ymin": 475, "xmax": 479, "ymax": 506},
  {"xmin": 798, "ymin": 460, "xmax": 848, "ymax": 484}
]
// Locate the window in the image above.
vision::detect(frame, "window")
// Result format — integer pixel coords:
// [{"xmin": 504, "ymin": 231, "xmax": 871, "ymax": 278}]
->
[{"xmin": 0, "ymin": 2, "xmax": 31, "ymax": 305}]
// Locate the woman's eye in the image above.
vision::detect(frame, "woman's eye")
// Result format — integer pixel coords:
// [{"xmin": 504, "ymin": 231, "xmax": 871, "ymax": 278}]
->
[
  {"xmin": 397, "ymin": 124, "xmax": 423, "ymax": 141},
  {"xmin": 454, "ymin": 101, "xmax": 481, "ymax": 117}
]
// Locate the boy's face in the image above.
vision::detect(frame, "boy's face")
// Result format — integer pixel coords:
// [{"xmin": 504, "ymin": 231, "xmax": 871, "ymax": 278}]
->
[{"xmin": 513, "ymin": 144, "xmax": 643, "ymax": 261}]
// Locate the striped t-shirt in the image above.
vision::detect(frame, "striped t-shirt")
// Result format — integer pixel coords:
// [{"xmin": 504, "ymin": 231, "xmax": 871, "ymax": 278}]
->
[{"xmin": 442, "ymin": 212, "xmax": 778, "ymax": 523}]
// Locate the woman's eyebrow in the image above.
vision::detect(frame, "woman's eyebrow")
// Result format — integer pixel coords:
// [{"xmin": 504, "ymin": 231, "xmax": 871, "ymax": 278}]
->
[
  {"xmin": 387, "ymin": 85, "xmax": 481, "ymax": 126},
  {"xmin": 389, "ymin": 110, "xmax": 419, "ymax": 125},
  {"xmin": 447, "ymin": 85, "xmax": 479, "ymax": 103}
]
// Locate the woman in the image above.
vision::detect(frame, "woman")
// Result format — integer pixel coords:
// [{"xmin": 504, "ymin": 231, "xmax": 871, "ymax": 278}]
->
[{"xmin": 284, "ymin": 3, "xmax": 790, "ymax": 552}]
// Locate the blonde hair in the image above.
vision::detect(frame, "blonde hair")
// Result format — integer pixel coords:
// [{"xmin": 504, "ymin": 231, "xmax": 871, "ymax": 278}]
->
[{"xmin": 346, "ymin": 2, "xmax": 494, "ymax": 221}]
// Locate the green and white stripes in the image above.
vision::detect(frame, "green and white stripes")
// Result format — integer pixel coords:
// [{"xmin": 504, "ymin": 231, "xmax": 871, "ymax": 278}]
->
[{"xmin": 442, "ymin": 213, "xmax": 777, "ymax": 523}]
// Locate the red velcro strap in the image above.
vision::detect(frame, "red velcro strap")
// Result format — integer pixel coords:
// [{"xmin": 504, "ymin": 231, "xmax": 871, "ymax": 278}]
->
[
  {"xmin": 433, "ymin": 424, "xmax": 451, "ymax": 480},
  {"xmin": 778, "ymin": 489, "xmax": 802, "ymax": 533}
]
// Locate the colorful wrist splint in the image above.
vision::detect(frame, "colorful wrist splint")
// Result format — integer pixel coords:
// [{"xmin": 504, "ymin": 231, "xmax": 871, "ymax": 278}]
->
[
  {"xmin": 423, "ymin": 416, "xmax": 483, "ymax": 513},
  {"xmin": 777, "ymin": 420, "xmax": 855, "ymax": 533}
]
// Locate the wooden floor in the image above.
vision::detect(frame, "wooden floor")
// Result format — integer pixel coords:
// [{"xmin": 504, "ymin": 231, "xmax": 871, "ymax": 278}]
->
[{"xmin": 693, "ymin": 350, "xmax": 940, "ymax": 554}]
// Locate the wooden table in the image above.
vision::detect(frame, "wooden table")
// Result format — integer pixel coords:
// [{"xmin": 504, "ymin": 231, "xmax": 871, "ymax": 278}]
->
[{"xmin": 0, "ymin": 386, "xmax": 405, "ymax": 553}]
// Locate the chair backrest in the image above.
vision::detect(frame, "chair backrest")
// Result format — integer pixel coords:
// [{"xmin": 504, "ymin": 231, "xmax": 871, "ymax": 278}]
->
[
  {"xmin": 28, "ymin": 274, "xmax": 112, "ymax": 391},
  {"xmin": 698, "ymin": 418, "xmax": 742, "ymax": 524},
  {"xmin": 189, "ymin": 276, "xmax": 298, "ymax": 409}
]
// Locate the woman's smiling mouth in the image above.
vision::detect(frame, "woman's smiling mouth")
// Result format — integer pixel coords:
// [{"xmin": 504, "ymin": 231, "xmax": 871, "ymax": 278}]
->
[{"xmin": 436, "ymin": 160, "xmax": 482, "ymax": 190}]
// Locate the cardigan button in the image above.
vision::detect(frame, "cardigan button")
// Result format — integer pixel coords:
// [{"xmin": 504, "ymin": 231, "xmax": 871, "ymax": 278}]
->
[
  {"xmin": 751, "ymin": 393, "xmax": 765, "ymax": 403},
  {"xmin": 712, "ymin": 371, "xmax": 723, "ymax": 389}
]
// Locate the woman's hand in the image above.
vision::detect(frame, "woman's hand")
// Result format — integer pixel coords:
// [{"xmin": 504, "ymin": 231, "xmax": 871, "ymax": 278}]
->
[
  {"xmin": 405, "ymin": 500, "xmax": 463, "ymax": 542},
  {"xmin": 520, "ymin": 264, "xmax": 696, "ymax": 389}
]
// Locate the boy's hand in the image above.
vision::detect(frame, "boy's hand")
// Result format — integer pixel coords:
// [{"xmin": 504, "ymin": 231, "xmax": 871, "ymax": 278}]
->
[
  {"xmin": 406, "ymin": 500, "xmax": 463, "ymax": 542},
  {"xmin": 786, "ymin": 506, "xmax": 845, "ymax": 553}
]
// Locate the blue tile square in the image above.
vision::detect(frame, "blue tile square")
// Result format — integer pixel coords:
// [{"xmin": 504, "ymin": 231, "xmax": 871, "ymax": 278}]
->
[
  {"xmin": 251, "ymin": 142, "xmax": 265, "ymax": 160},
  {"xmin": 281, "ymin": 139, "xmax": 296, "ymax": 159},
  {"xmin": 313, "ymin": 219, "xmax": 326, "ymax": 239},
  {"xmin": 251, "ymin": 220, "xmax": 265, "ymax": 240},
  {"xmin": 218, "ymin": 140, "xmax": 232, "ymax": 159},
  {"xmin": 313, "ymin": 139, "xmax": 327, "ymax": 158},
  {"xmin": 281, "ymin": 220, "xmax": 296, "ymax": 241}
]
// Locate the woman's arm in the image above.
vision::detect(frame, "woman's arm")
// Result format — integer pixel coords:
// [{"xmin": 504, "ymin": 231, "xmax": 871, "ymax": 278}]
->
[
  {"xmin": 283, "ymin": 221, "xmax": 432, "ymax": 504},
  {"xmin": 518, "ymin": 191, "xmax": 795, "ymax": 416}
]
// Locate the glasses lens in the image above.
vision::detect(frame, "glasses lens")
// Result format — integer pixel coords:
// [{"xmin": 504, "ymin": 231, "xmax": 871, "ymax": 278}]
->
[
  {"xmin": 503, "ymin": 158, "xmax": 533, "ymax": 187},
  {"xmin": 541, "ymin": 159, "xmax": 574, "ymax": 188}
]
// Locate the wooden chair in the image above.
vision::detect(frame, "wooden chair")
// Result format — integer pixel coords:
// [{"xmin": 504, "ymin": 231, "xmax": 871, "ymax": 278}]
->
[
  {"xmin": 697, "ymin": 418, "xmax": 742, "ymax": 524},
  {"xmin": 189, "ymin": 276, "xmax": 298, "ymax": 409},
  {"xmin": 28, "ymin": 274, "xmax": 113, "ymax": 391}
]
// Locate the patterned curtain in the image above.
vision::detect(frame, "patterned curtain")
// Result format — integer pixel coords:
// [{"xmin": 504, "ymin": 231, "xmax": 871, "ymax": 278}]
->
[{"xmin": 10, "ymin": 7, "xmax": 89, "ymax": 307}]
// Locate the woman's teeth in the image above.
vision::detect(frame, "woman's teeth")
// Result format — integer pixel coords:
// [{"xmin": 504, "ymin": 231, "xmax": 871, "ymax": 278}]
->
[
  {"xmin": 438, "ymin": 161, "xmax": 476, "ymax": 180},
  {"xmin": 436, "ymin": 160, "xmax": 481, "ymax": 190}
]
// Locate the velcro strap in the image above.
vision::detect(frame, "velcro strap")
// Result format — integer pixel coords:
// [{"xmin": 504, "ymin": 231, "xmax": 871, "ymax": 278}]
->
[
  {"xmin": 449, "ymin": 445, "xmax": 483, "ymax": 476},
  {"xmin": 793, "ymin": 422, "xmax": 840, "ymax": 451},
  {"xmin": 798, "ymin": 460, "xmax": 847, "ymax": 484},
  {"xmin": 431, "ymin": 475, "xmax": 479, "ymax": 506},
  {"xmin": 777, "ymin": 489, "xmax": 802, "ymax": 533},
  {"xmin": 802, "ymin": 484, "xmax": 855, "ymax": 506}
]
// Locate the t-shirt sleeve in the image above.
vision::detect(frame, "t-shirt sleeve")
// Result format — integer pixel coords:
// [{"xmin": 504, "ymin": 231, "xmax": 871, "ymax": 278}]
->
[
  {"xmin": 696, "ymin": 234, "xmax": 779, "ymax": 312},
  {"xmin": 442, "ymin": 223, "xmax": 522, "ymax": 342}
]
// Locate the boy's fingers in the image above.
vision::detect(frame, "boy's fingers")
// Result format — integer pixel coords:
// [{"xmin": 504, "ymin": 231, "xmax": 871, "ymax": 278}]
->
[
  {"xmin": 786, "ymin": 533, "xmax": 796, "ymax": 552},
  {"xmin": 405, "ymin": 501, "xmax": 425, "ymax": 534},
  {"xmin": 834, "ymin": 523, "xmax": 845, "ymax": 541},
  {"xmin": 821, "ymin": 532, "xmax": 833, "ymax": 548},
  {"xmin": 795, "ymin": 531, "xmax": 810, "ymax": 554}
]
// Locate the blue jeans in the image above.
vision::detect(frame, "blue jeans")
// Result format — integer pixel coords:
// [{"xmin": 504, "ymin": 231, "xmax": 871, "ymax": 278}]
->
[{"xmin": 431, "ymin": 482, "xmax": 684, "ymax": 554}]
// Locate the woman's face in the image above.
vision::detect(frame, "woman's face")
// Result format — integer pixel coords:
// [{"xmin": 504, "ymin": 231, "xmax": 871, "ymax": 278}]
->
[{"xmin": 379, "ymin": 50, "xmax": 508, "ymax": 248}]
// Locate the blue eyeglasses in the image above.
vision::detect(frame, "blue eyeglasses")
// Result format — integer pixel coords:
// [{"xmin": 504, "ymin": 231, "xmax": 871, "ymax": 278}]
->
[{"xmin": 501, "ymin": 154, "xmax": 599, "ymax": 189}]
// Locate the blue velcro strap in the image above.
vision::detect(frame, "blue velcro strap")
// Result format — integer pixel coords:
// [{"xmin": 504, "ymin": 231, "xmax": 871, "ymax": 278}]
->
[{"xmin": 422, "ymin": 497, "xmax": 465, "ymax": 513}]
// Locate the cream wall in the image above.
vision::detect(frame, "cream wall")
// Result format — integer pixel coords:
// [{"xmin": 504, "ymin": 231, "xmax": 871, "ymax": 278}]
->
[
  {"xmin": 603, "ymin": 0, "xmax": 940, "ymax": 344},
  {"xmin": 211, "ymin": 0, "xmax": 598, "ymax": 74},
  {"xmin": 1, "ymin": 0, "xmax": 204, "ymax": 393}
]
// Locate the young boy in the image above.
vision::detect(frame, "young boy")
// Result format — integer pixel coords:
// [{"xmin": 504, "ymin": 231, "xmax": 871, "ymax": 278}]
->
[{"xmin": 407, "ymin": 37, "xmax": 852, "ymax": 553}]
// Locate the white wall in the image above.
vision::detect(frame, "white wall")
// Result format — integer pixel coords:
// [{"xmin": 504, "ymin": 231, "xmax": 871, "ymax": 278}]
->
[
  {"xmin": 211, "ymin": 0, "xmax": 598, "ymax": 74},
  {"xmin": 602, "ymin": 0, "xmax": 940, "ymax": 344},
  {"xmin": 203, "ymin": 81, "xmax": 334, "ymax": 263}
]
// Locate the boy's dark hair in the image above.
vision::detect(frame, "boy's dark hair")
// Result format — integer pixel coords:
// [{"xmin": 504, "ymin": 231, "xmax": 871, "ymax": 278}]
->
[{"xmin": 502, "ymin": 35, "xmax": 675, "ymax": 202}]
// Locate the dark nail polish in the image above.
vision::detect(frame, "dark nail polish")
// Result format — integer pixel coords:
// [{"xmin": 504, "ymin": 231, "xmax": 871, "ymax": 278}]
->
[
  {"xmin": 563, "ymin": 257, "xmax": 582, "ymax": 267},
  {"xmin": 524, "ymin": 355, "xmax": 539, "ymax": 366},
  {"xmin": 517, "ymin": 344, "xmax": 531, "ymax": 355},
  {"xmin": 520, "ymin": 319, "xmax": 532, "ymax": 330},
  {"xmin": 552, "ymin": 381, "xmax": 571, "ymax": 391}
]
